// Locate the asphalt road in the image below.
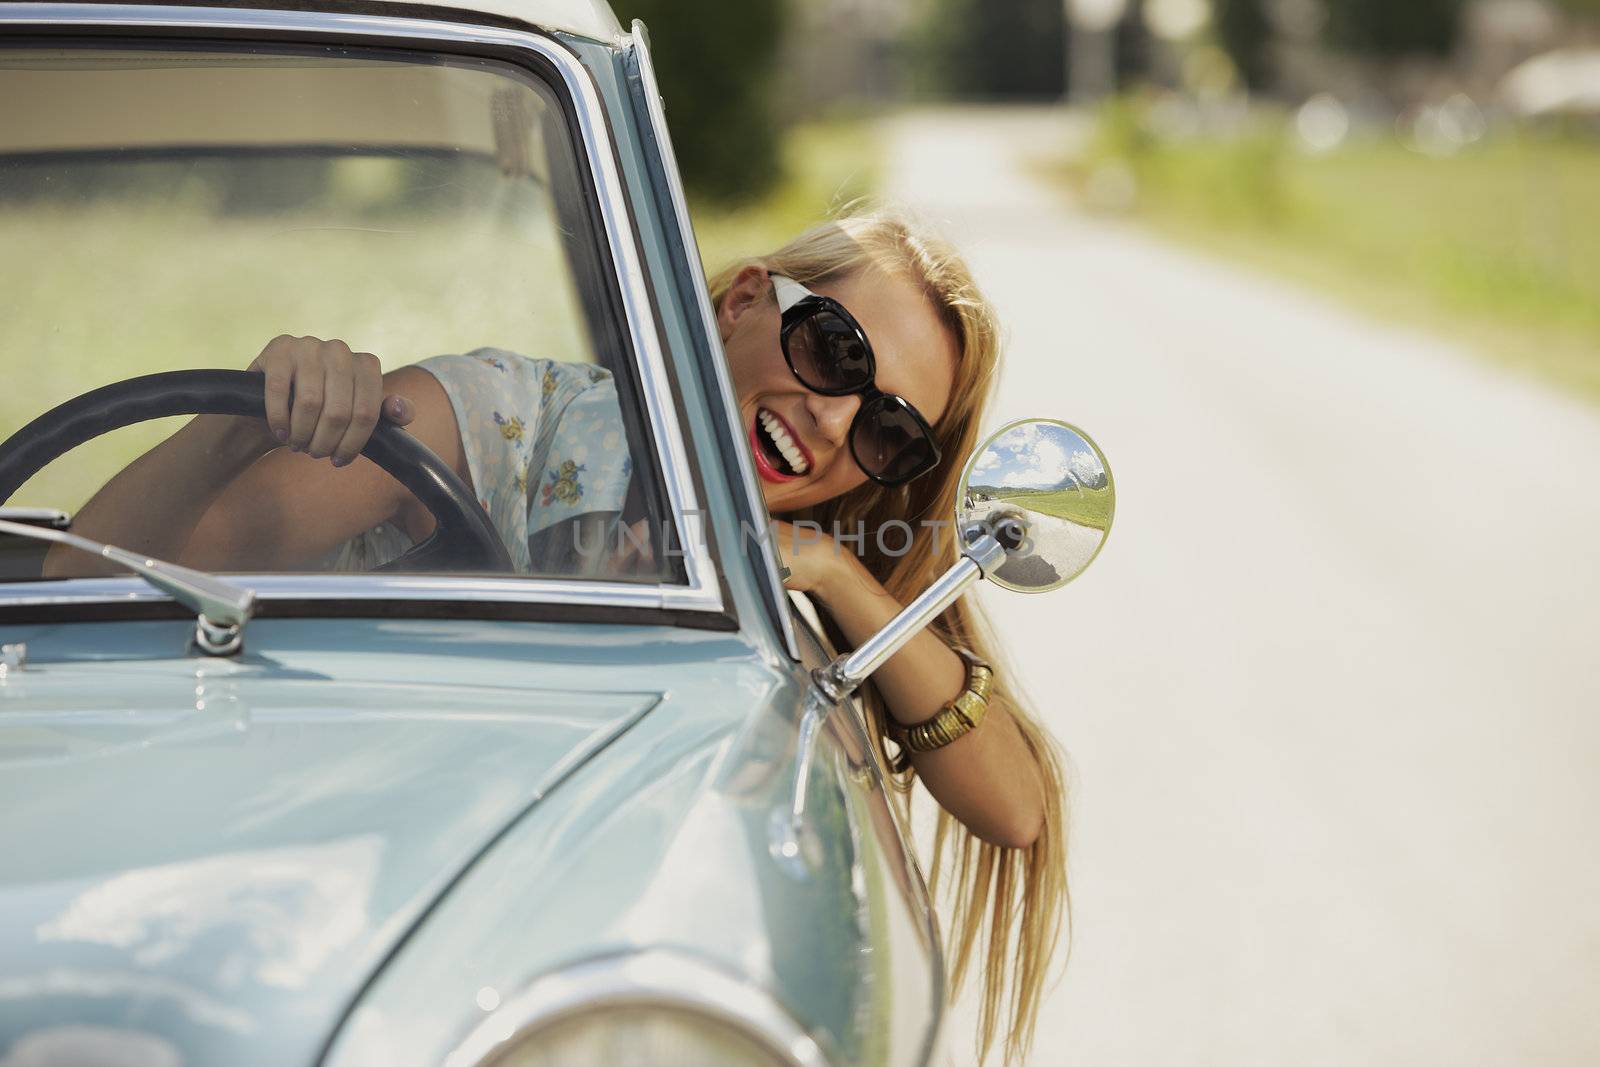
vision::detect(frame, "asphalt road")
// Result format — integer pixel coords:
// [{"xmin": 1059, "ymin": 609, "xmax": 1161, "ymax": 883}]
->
[
  {"xmin": 986, "ymin": 510, "xmax": 1106, "ymax": 590},
  {"xmin": 884, "ymin": 107, "xmax": 1600, "ymax": 1067}
]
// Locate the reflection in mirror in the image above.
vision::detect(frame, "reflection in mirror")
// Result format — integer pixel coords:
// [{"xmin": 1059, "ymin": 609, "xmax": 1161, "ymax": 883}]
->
[{"xmin": 958, "ymin": 419, "xmax": 1114, "ymax": 593}]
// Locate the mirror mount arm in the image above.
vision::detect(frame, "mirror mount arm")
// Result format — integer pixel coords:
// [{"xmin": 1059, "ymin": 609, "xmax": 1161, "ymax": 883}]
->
[
  {"xmin": 774, "ymin": 525, "xmax": 1010, "ymax": 878},
  {"xmin": 813, "ymin": 525, "xmax": 1007, "ymax": 703},
  {"xmin": 772, "ymin": 415, "xmax": 1112, "ymax": 875}
]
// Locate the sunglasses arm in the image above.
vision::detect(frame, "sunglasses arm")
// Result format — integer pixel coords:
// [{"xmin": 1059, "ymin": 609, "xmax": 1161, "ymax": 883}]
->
[{"xmin": 769, "ymin": 273, "xmax": 813, "ymax": 314}]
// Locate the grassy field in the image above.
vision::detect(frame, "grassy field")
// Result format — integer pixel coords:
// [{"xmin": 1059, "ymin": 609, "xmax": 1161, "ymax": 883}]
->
[
  {"xmin": 0, "ymin": 119, "xmax": 880, "ymax": 515},
  {"xmin": 0, "ymin": 202, "xmax": 585, "ymax": 513},
  {"xmin": 1044, "ymin": 102, "xmax": 1600, "ymax": 402},
  {"xmin": 998, "ymin": 485, "xmax": 1115, "ymax": 531}
]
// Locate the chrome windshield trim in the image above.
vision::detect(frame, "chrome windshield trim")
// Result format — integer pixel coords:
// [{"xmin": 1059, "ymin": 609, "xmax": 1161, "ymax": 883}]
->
[
  {"xmin": 0, "ymin": 574, "xmax": 689, "ymax": 609},
  {"xmin": 443, "ymin": 948, "xmax": 834, "ymax": 1067},
  {"xmin": 624, "ymin": 23, "xmax": 799, "ymax": 658},
  {"xmin": 0, "ymin": 3, "xmax": 722, "ymax": 616}
]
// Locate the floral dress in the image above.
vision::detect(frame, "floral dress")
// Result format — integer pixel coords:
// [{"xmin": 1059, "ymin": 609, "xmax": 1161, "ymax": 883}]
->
[{"xmin": 323, "ymin": 348, "xmax": 633, "ymax": 575}]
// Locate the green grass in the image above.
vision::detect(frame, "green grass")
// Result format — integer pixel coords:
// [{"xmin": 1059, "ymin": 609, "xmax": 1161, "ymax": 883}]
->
[
  {"xmin": 0, "ymin": 201, "xmax": 586, "ymax": 513},
  {"xmin": 1043, "ymin": 101, "xmax": 1600, "ymax": 402},
  {"xmin": 999, "ymin": 485, "xmax": 1114, "ymax": 531}
]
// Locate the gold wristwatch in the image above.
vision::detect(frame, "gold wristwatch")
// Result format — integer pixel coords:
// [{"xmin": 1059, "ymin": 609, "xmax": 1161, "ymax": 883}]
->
[{"xmin": 887, "ymin": 646, "xmax": 993, "ymax": 771}]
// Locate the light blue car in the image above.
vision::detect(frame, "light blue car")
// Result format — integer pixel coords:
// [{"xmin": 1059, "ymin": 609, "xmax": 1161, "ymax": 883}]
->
[{"xmin": 0, "ymin": 3, "xmax": 1113, "ymax": 1064}]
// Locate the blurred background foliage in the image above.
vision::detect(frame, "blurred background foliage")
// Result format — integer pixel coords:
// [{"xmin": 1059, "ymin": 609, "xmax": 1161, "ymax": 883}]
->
[
  {"xmin": 613, "ymin": 0, "xmax": 788, "ymax": 204},
  {"xmin": 615, "ymin": 0, "xmax": 895, "ymax": 268},
  {"xmin": 909, "ymin": 0, "xmax": 1067, "ymax": 98},
  {"xmin": 782, "ymin": 0, "xmax": 1600, "ymax": 398},
  {"xmin": 1321, "ymin": 0, "xmax": 1464, "ymax": 58}
]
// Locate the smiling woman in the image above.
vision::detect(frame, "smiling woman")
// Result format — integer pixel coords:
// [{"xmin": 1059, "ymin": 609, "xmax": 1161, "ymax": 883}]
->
[{"xmin": 709, "ymin": 212, "xmax": 1070, "ymax": 1066}]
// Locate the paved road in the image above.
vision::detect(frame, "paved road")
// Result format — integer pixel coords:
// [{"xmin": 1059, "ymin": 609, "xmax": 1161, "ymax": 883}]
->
[
  {"xmin": 986, "ymin": 510, "xmax": 1106, "ymax": 590},
  {"xmin": 883, "ymin": 107, "xmax": 1600, "ymax": 1067}
]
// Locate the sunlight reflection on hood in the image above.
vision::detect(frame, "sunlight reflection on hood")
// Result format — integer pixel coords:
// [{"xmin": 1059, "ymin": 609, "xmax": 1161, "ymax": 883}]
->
[{"xmin": 36, "ymin": 836, "xmax": 382, "ymax": 991}]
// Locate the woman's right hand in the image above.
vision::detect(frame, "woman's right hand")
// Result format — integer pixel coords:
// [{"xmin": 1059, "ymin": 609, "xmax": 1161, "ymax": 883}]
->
[{"xmin": 248, "ymin": 335, "xmax": 415, "ymax": 466}]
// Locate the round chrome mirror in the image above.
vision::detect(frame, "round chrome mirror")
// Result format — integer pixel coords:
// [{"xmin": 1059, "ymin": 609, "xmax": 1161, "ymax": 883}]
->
[{"xmin": 958, "ymin": 418, "xmax": 1115, "ymax": 593}]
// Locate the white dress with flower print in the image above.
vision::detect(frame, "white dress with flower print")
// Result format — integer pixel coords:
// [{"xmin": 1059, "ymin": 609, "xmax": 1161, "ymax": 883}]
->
[{"xmin": 323, "ymin": 348, "xmax": 633, "ymax": 574}]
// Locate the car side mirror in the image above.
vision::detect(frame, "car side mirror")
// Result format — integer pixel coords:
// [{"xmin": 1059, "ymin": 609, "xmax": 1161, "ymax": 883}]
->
[
  {"xmin": 957, "ymin": 418, "xmax": 1113, "ymax": 593},
  {"xmin": 813, "ymin": 418, "xmax": 1114, "ymax": 702},
  {"xmin": 773, "ymin": 419, "xmax": 1114, "ymax": 874}
]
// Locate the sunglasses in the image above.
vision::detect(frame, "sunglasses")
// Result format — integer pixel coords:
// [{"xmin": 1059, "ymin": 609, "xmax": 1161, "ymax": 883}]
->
[{"xmin": 769, "ymin": 273, "xmax": 941, "ymax": 488}]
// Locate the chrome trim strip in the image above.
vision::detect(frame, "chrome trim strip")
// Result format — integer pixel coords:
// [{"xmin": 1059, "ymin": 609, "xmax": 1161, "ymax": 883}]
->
[
  {"xmin": 443, "ymin": 948, "xmax": 834, "ymax": 1067},
  {"xmin": 625, "ymin": 23, "xmax": 800, "ymax": 658},
  {"xmin": 0, "ymin": 3, "xmax": 721, "ymax": 616},
  {"xmin": 0, "ymin": 573, "xmax": 688, "ymax": 609}
]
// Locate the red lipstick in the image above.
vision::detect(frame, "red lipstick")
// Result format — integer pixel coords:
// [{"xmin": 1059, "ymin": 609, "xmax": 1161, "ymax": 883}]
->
[{"xmin": 750, "ymin": 409, "xmax": 805, "ymax": 484}]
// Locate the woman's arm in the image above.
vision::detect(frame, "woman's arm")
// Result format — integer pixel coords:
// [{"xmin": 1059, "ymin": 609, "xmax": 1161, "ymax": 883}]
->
[
  {"xmin": 179, "ymin": 365, "xmax": 462, "ymax": 571},
  {"xmin": 45, "ymin": 337, "xmax": 460, "ymax": 576},
  {"xmin": 778, "ymin": 523, "xmax": 1046, "ymax": 850},
  {"xmin": 42, "ymin": 411, "xmax": 282, "ymax": 577}
]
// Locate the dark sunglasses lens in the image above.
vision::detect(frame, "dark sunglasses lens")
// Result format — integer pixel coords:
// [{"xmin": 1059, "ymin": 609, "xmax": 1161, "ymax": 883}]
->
[
  {"xmin": 854, "ymin": 397, "xmax": 938, "ymax": 485},
  {"xmin": 787, "ymin": 308, "xmax": 871, "ymax": 394}
]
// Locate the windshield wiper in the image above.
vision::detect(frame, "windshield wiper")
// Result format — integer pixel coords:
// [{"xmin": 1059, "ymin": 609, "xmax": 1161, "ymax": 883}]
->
[{"xmin": 0, "ymin": 518, "xmax": 255, "ymax": 656}]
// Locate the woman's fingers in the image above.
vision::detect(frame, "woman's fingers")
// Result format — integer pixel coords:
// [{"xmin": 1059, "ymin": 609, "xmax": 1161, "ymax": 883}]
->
[
  {"xmin": 252, "ymin": 335, "xmax": 297, "ymax": 444},
  {"xmin": 251, "ymin": 336, "xmax": 392, "ymax": 463},
  {"xmin": 306, "ymin": 343, "xmax": 355, "ymax": 459},
  {"xmin": 382, "ymin": 394, "xmax": 415, "ymax": 426},
  {"xmin": 286, "ymin": 339, "xmax": 326, "ymax": 452},
  {"xmin": 331, "ymin": 352, "xmax": 384, "ymax": 467}
]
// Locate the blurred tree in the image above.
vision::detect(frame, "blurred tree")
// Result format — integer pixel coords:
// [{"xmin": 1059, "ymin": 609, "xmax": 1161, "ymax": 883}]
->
[
  {"xmin": 1213, "ymin": 0, "xmax": 1271, "ymax": 92},
  {"xmin": 615, "ymin": 0, "xmax": 787, "ymax": 203},
  {"xmin": 1324, "ymin": 0, "xmax": 1464, "ymax": 57},
  {"xmin": 1114, "ymin": 0, "xmax": 1153, "ymax": 87},
  {"xmin": 911, "ymin": 0, "xmax": 1066, "ymax": 99}
]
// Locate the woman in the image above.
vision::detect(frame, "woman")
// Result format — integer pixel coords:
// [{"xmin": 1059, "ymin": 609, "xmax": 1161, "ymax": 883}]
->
[
  {"xmin": 54, "ymin": 209, "xmax": 1067, "ymax": 1065},
  {"xmin": 721, "ymin": 214, "xmax": 1067, "ymax": 1066}
]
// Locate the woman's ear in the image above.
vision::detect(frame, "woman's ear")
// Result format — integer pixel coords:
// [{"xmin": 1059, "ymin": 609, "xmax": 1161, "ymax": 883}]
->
[{"xmin": 716, "ymin": 264, "xmax": 771, "ymax": 342}]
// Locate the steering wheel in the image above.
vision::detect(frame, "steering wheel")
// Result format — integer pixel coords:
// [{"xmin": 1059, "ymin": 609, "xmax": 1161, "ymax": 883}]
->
[{"xmin": 0, "ymin": 369, "xmax": 512, "ymax": 572}]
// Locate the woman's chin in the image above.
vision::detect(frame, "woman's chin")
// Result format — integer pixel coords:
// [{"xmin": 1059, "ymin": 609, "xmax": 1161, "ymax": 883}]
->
[
  {"xmin": 761, "ymin": 481, "xmax": 813, "ymax": 516},
  {"xmin": 759, "ymin": 482, "xmax": 790, "ymax": 511}
]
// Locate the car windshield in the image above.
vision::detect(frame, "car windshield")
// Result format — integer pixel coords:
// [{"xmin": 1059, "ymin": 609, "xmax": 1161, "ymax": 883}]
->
[{"xmin": 0, "ymin": 42, "xmax": 680, "ymax": 586}]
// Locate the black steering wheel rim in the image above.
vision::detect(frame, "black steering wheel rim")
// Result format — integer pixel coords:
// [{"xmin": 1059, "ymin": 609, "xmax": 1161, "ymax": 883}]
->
[{"xmin": 0, "ymin": 369, "xmax": 512, "ymax": 573}]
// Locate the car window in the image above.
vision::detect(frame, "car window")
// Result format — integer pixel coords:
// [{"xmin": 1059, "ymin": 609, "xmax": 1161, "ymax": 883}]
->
[{"xmin": 0, "ymin": 43, "xmax": 680, "ymax": 584}]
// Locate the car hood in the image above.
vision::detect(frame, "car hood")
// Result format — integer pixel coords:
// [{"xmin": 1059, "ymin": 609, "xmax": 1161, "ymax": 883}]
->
[{"xmin": 0, "ymin": 659, "xmax": 657, "ymax": 1067}]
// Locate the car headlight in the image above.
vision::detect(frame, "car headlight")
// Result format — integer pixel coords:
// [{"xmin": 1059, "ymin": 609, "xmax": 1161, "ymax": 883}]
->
[
  {"xmin": 446, "ymin": 950, "xmax": 832, "ymax": 1067},
  {"xmin": 479, "ymin": 1004, "xmax": 790, "ymax": 1066}
]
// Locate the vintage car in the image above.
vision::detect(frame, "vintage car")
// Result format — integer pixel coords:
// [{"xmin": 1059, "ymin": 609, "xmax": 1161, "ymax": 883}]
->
[{"xmin": 0, "ymin": 2, "xmax": 1113, "ymax": 1065}]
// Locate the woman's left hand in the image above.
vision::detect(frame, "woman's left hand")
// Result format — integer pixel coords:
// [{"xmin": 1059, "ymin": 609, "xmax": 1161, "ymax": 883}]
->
[{"xmin": 770, "ymin": 519, "xmax": 855, "ymax": 598}]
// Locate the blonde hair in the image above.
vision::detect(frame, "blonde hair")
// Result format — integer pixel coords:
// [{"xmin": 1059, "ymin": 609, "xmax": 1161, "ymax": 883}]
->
[{"xmin": 709, "ymin": 208, "xmax": 1069, "ymax": 1065}]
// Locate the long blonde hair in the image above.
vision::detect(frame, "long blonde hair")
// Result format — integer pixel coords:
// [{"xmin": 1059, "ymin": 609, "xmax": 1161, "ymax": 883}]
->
[{"xmin": 709, "ymin": 208, "xmax": 1069, "ymax": 1065}]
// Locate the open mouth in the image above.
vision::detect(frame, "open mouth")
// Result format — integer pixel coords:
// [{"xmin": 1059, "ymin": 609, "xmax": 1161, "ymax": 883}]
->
[{"xmin": 751, "ymin": 407, "xmax": 810, "ymax": 482}]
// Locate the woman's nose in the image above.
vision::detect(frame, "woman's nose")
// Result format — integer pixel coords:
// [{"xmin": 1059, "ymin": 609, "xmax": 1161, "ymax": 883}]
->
[{"xmin": 806, "ymin": 391, "xmax": 861, "ymax": 448}]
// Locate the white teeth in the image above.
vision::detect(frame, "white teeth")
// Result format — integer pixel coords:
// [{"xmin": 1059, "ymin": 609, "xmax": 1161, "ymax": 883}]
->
[{"xmin": 758, "ymin": 409, "xmax": 809, "ymax": 475}]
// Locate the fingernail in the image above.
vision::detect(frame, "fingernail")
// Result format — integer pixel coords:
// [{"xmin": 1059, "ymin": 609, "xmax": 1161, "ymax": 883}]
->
[
  {"xmin": 274, "ymin": 428, "xmax": 288, "ymax": 443},
  {"xmin": 332, "ymin": 457, "xmax": 347, "ymax": 468}
]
